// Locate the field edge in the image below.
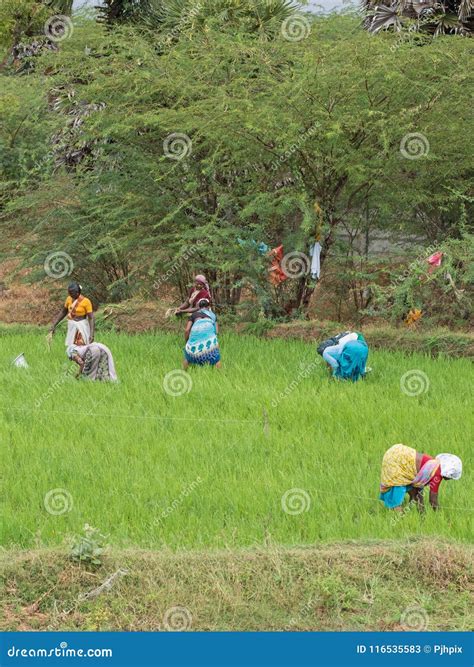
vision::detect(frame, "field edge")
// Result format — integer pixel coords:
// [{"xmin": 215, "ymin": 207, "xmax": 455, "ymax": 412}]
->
[{"xmin": 1, "ymin": 538, "xmax": 472, "ymax": 632}]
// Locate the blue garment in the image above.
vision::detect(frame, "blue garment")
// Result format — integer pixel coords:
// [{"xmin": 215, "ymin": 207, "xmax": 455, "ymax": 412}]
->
[
  {"xmin": 322, "ymin": 337, "xmax": 368, "ymax": 382},
  {"xmin": 184, "ymin": 309, "xmax": 220, "ymax": 366},
  {"xmin": 237, "ymin": 238, "xmax": 269, "ymax": 255},
  {"xmin": 336, "ymin": 340, "xmax": 368, "ymax": 382},
  {"xmin": 379, "ymin": 485, "xmax": 414, "ymax": 509}
]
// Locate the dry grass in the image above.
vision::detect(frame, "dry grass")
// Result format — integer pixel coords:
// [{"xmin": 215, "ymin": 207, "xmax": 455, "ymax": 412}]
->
[{"xmin": 1, "ymin": 539, "xmax": 472, "ymax": 631}]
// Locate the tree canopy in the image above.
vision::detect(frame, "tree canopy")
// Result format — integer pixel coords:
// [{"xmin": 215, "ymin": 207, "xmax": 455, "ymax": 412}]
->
[{"xmin": 0, "ymin": 4, "xmax": 472, "ymax": 316}]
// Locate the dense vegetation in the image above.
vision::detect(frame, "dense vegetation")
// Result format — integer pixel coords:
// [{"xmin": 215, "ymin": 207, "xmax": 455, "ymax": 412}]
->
[{"xmin": 0, "ymin": 1, "xmax": 472, "ymax": 319}]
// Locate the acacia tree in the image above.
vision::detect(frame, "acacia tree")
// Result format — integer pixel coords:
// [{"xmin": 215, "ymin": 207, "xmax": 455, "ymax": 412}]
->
[
  {"xmin": 0, "ymin": 0, "xmax": 74, "ymax": 70},
  {"xmin": 1, "ymin": 14, "xmax": 472, "ymax": 315}
]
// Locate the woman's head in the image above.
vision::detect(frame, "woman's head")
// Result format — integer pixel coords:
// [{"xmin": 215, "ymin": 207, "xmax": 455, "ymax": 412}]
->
[
  {"xmin": 198, "ymin": 298, "xmax": 210, "ymax": 309},
  {"xmin": 436, "ymin": 453, "xmax": 462, "ymax": 480},
  {"xmin": 67, "ymin": 344, "xmax": 78, "ymax": 360},
  {"xmin": 194, "ymin": 274, "xmax": 207, "ymax": 289},
  {"xmin": 68, "ymin": 282, "xmax": 81, "ymax": 299}
]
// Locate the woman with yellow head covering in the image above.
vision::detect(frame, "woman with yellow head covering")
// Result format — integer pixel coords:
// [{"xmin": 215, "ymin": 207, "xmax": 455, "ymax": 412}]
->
[{"xmin": 379, "ymin": 444, "xmax": 462, "ymax": 511}]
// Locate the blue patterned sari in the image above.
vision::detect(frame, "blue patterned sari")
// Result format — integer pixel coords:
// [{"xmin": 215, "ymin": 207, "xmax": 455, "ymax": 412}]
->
[{"xmin": 184, "ymin": 309, "xmax": 220, "ymax": 366}]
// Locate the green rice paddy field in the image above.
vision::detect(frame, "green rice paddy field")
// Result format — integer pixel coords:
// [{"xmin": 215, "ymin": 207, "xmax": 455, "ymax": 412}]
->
[{"xmin": 1, "ymin": 329, "xmax": 473, "ymax": 550}]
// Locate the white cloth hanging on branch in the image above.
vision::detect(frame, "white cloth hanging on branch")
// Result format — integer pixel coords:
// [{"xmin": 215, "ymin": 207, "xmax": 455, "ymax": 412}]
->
[{"xmin": 309, "ymin": 241, "xmax": 322, "ymax": 279}]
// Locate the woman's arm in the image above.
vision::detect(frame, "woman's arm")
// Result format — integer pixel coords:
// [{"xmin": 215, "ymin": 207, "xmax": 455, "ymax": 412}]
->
[
  {"xmin": 175, "ymin": 298, "xmax": 191, "ymax": 313},
  {"xmin": 87, "ymin": 312, "xmax": 95, "ymax": 342},
  {"xmin": 176, "ymin": 305, "xmax": 199, "ymax": 315},
  {"xmin": 50, "ymin": 306, "xmax": 68, "ymax": 334},
  {"xmin": 429, "ymin": 491, "xmax": 439, "ymax": 510},
  {"xmin": 71, "ymin": 353, "xmax": 85, "ymax": 378},
  {"xmin": 408, "ymin": 487, "xmax": 425, "ymax": 512},
  {"xmin": 322, "ymin": 345, "xmax": 340, "ymax": 372},
  {"xmin": 184, "ymin": 320, "xmax": 193, "ymax": 342}
]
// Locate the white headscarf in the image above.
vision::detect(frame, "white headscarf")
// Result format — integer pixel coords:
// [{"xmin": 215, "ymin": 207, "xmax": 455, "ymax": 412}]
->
[
  {"xmin": 436, "ymin": 453, "xmax": 462, "ymax": 480},
  {"xmin": 67, "ymin": 344, "xmax": 79, "ymax": 359}
]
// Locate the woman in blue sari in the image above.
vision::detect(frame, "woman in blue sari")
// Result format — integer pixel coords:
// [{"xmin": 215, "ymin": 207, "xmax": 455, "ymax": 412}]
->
[
  {"xmin": 183, "ymin": 299, "xmax": 221, "ymax": 369},
  {"xmin": 322, "ymin": 332, "xmax": 368, "ymax": 382}
]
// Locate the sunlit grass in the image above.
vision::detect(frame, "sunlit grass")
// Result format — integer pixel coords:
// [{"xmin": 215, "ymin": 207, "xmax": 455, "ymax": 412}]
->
[{"xmin": 1, "ymin": 329, "xmax": 472, "ymax": 549}]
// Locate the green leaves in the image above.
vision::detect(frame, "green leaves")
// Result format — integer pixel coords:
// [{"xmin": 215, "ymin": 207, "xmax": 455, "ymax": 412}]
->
[{"xmin": 1, "ymin": 12, "xmax": 472, "ymax": 317}]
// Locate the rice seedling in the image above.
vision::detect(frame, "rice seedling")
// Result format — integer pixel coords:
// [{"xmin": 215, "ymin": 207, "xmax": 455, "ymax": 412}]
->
[{"xmin": 1, "ymin": 330, "xmax": 472, "ymax": 550}]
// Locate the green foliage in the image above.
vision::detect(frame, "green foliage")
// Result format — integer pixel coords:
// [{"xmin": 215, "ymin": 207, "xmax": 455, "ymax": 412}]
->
[
  {"xmin": 0, "ymin": 0, "xmax": 49, "ymax": 52},
  {"xmin": 0, "ymin": 12, "xmax": 472, "ymax": 318},
  {"xmin": 388, "ymin": 230, "xmax": 473, "ymax": 324},
  {"xmin": 70, "ymin": 524, "xmax": 108, "ymax": 565}
]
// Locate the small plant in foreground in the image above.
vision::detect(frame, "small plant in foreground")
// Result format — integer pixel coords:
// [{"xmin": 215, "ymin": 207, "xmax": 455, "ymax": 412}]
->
[{"xmin": 70, "ymin": 524, "xmax": 108, "ymax": 566}]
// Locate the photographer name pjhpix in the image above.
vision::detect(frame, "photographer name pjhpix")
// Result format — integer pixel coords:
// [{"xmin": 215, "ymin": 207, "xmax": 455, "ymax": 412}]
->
[{"xmin": 356, "ymin": 644, "xmax": 464, "ymax": 655}]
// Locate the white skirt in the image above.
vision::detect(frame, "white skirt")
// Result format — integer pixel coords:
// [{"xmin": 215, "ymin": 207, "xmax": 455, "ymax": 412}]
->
[{"xmin": 65, "ymin": 319, "xmax": 91, "ymax": 346}]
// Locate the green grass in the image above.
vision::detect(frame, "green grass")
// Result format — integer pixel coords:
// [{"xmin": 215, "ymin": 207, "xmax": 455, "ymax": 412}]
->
[
  {"xmin": 1, "ymin": 329, "xmax": 472, "ymax": 550},
  {"xmin": 1, "ymin": 540, "xmax": 472, "ymax": 631}
]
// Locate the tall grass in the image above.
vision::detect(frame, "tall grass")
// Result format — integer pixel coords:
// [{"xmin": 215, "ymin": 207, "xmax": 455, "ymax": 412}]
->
[{"xmin": 1, "ymin": 330, "xmax": 472, "ymax": 549}]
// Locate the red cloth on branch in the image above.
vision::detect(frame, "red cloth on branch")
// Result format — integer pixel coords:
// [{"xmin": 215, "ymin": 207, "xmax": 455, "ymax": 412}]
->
[{"xmin": 268, "ymin": 245, "xmax": 288, "ymax": 286}]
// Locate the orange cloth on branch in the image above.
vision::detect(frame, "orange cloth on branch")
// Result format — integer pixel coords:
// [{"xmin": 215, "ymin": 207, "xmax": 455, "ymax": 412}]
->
[{"xmin": 268, "ymin": 245, "xmax": 288, "ymax": 286}]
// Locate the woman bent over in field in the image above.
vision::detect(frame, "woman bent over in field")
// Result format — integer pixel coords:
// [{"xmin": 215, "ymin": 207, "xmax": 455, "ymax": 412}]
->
[{"xmin": 379, "ymin": 444, "xmax": 462, "ymax": 511}]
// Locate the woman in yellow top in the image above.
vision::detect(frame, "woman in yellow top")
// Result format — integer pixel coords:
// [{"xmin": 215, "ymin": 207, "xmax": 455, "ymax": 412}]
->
[{"xmin": 49, "ymin": 282, "xmax": 95, "ymax": 346}]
